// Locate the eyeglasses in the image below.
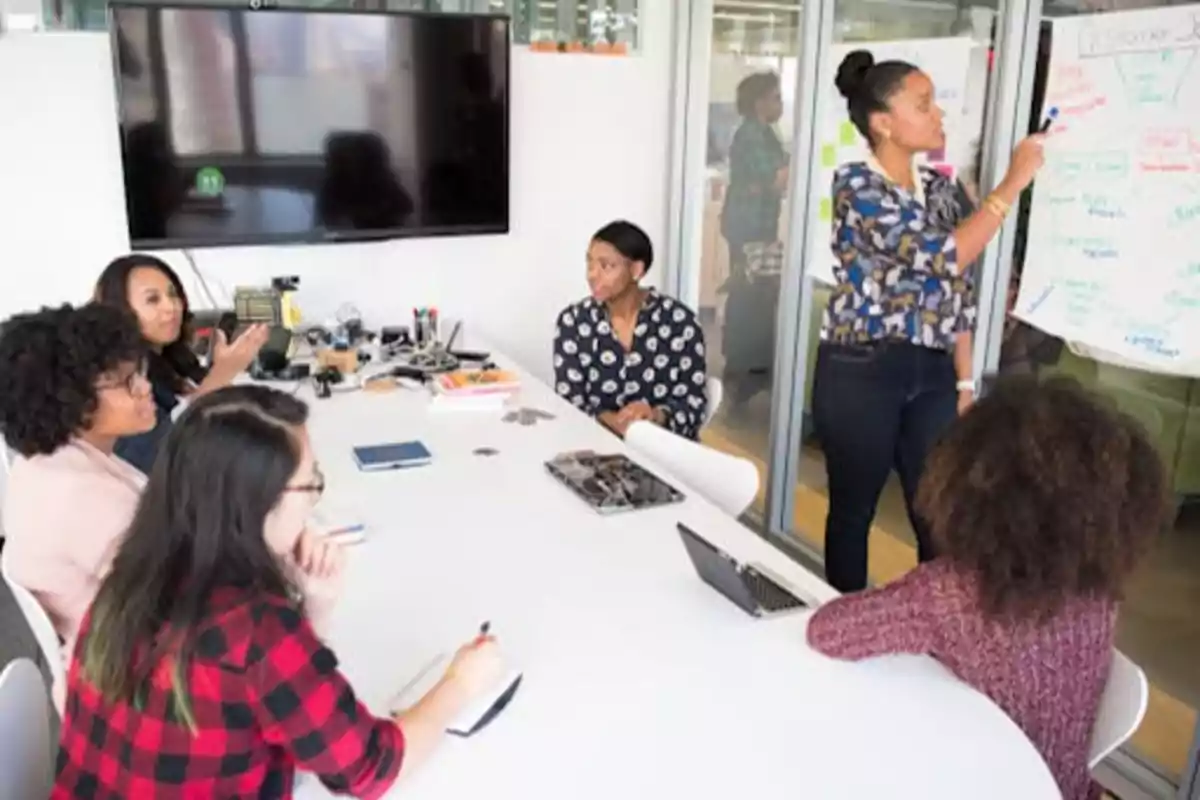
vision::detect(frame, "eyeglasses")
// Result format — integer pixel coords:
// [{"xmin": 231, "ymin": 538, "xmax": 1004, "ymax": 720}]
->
[
  {"xmin": 96, "ymin": 365, "xmax": 149, "ymax": 395},
  {"xmin": 284, "ymin": 464, "xmax": 326, "ymax": 498}
]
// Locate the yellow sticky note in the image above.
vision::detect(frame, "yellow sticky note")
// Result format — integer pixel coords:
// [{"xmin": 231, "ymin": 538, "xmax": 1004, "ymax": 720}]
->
[
  {"xmin": 821, "ymin": 143, "xmax": 837, "ymax": 168},
  {"xmin": 819, "ymin": 197, "xmax": 832, "ymax": 222},
  {"xmin": 839, "ymin": 121, "xmax": 857, "ymax": 146}
]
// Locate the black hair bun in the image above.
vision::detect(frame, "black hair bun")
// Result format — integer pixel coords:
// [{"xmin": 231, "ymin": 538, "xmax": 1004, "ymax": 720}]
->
[{"xmin": 835, "ymin": 50, "xmax": 875, "ymax": 100}]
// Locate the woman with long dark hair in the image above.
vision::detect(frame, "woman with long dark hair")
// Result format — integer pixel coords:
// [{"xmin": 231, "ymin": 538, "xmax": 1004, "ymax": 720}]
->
[
  {"xmin": 94, "ymin": 254, "xmax": 269, "ymax": 473},
  {"xmin": 54, "ymin": 386, "xmax": 503, "ymax": 798}
]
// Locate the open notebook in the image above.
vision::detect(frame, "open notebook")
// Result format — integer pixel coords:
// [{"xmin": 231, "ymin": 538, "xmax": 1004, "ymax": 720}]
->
[{"xmin": 388, "ymin": 650, "xmax": 523, "ymax": 737}]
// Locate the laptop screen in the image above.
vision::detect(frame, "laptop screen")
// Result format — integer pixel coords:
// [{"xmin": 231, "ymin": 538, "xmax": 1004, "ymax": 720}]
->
[{"xmin": 677, "ymin": 524, "xmax": 760, "ymax": 614}]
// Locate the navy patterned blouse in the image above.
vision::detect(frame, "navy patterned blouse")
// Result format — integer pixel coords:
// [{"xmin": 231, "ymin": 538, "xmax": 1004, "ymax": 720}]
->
[
  {"xmin": 553, "ymin": 290, "xmax": 708, "ymax": 440},
  {"xmin": 113, "ymin": 377, "xmax": 178, "ymax": 474},
  {"xmin": 822, "ymin": 161, "xmax": 976, "ymax": 351}
]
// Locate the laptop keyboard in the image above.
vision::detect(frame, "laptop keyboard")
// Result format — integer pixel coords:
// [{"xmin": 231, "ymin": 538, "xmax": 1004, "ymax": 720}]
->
[{"xmin": 743, "ymin": 568, "xmax": 806, "ymax": 612}]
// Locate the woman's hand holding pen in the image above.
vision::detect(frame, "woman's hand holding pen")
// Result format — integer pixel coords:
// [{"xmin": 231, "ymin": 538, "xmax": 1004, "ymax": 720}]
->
[
  {"xmin": 390, "ymin": 622, "xmax": 505, "ymax": 772},
  {"xmin": 996, "ymin": 135, "xmax": 1047, "ymax": 202},
  {"xmin": 444, "ymin": 623, "xmax": 504, "ymax": 704}
]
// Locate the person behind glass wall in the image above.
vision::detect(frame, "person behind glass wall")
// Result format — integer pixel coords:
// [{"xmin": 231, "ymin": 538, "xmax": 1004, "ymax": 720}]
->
[
  {"xmin": 554, "ymin": 220, "xmax": 708, "ymax": 440},
  {"xmin": 54, "ymin": 386, "xmax": 505, "ymax": 798},
  {"xmin": 94, "ymin": 254, "xmax": 269, "ymax": 474},
  {"xmin": 719, "ymin": 72, "xmax": 788, "ymax": 411},
  {"xmin": 813, "ymin": 51, "xmax": 1046, "ymax": 592}
]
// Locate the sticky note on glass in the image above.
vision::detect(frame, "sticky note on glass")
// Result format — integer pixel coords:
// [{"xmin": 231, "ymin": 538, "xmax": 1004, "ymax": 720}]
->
[
  {"xmin": 819, "ymin": 198, "xmax": 832, "ymax": 221},
  {"xmin": 839, "ymin": 121, "xmax": 857, "ymax": 146},
  {"xmin": 821, "ymin": 143, "xmax": 837, "ymax": 168}
]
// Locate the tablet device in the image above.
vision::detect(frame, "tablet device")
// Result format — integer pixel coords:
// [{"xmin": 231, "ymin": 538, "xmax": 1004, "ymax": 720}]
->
[
  {"xmin": 353, "ymin": 441, "xmax": 432, "ymax": 471},
  {"xmin": 544, "ymin": 451, "xmax": 684, "ymax": 514}
]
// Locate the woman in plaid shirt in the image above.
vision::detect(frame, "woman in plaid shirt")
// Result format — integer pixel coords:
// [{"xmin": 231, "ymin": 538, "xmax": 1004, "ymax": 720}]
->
[{"xmin": 54, "ymin": 386, "xmax": 503, "ymax": 799}]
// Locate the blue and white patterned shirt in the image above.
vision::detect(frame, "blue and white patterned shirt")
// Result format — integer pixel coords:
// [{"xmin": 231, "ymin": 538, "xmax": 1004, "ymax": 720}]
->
[
  {"xmin": 553, "ymin": 289, "xmax": 708, "ymax": 440},
  {"xmin": 822, "ymin": 160, "xmax": 976, "ymax": 350}
]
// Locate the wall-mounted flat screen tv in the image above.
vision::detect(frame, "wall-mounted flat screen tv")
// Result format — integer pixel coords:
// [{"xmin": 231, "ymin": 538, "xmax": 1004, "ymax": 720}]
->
[{"xmin": 110, "ymin": 3, "xmax": 510, "ymax": 249}]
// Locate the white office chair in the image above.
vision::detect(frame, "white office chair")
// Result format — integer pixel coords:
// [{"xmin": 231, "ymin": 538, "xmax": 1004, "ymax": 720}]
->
[
  {"xmin": 625, "ymin": 421, "xmax": 759, "ymax": 517},
  {"xmin": 704, "ymin": 376, "xmax": 723, "ymax": 426},
  {"xmin": 1088, "ymin": 649, "xmax": 1149, "ymax": 769},
  {"xmin": 0, "ymin": 549, "xmax": 66, "ymax": 715},
  {"xmin": 0, "ymin": 658, "xmax": 55, "ymax": 800}
]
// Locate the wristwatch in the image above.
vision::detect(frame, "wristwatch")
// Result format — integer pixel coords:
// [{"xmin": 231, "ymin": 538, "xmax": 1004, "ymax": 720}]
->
[{"xmin": 956, "ymin": 379, "xmax": 977, "ymax": 394}]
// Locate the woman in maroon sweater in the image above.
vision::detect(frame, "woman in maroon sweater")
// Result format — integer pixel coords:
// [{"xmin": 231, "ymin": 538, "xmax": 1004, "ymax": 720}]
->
[{"xmin": 808, "ymin": 376, "xmax": 1166, "ymax": 800}]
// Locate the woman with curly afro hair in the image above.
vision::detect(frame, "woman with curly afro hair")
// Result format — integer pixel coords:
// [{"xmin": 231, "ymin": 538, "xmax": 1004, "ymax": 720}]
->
[
  {"xmin": 806, "ymin": 376, "xmax": 1166, "ymax": 800},
  {"xmin": 0, "ymin": 304, "xmax": 156, "ymax": 646}
]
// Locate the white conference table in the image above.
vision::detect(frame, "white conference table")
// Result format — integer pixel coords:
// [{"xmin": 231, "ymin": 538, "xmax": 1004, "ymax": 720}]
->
[{"xmin": 293, "ymin": 348, "xmax": 1062, "ymax": 800}]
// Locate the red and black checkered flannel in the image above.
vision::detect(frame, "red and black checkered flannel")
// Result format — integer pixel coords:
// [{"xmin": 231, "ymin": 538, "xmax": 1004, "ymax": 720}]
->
[{"xmin": 53, "ymin": 588, "xmax": 403, "ymax": 798}]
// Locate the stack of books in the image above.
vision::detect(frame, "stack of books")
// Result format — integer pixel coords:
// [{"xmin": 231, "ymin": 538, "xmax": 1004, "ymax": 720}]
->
[{"xmin": 430, "ymin": 368, "xmax": 521, "ymax": 411}]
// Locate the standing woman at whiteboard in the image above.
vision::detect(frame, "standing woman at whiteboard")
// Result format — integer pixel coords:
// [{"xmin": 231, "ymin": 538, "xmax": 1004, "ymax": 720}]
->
[{"xmin": 814, "ymin": 51, "xmax": 1046, "ymax": 593}]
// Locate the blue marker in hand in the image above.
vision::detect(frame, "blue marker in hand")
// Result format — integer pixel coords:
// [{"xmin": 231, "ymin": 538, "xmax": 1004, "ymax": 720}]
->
[{"xmin": 1039, "ymin": 106, "xmax": 1059, "ymax": 133}]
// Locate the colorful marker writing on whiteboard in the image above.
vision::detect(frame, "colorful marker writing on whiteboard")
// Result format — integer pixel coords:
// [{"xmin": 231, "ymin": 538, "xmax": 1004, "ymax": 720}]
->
[{"xmin": 1039, "ymin": 106, "xmax": 1059, "ymax": 134}]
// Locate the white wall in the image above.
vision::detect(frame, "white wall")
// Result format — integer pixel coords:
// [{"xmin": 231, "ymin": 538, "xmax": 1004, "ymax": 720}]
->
[{"xmin": 0, "ymin": 5, "xmax": 676, "ymax": 383}]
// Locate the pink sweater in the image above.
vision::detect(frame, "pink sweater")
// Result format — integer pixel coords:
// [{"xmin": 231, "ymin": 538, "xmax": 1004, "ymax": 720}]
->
[
  {"xmin": 2, "ymin": 440, "xmax": 144, "ymax": 645},
  {"xmin": 808, "ymin": 559, "xmax": 1111, "ymax": 800}
]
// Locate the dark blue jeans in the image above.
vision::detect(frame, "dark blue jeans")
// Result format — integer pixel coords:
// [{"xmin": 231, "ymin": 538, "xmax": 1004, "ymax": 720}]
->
[{"xmin": 812, "ymin": 340, "xmax": 958, "ymax": 593}]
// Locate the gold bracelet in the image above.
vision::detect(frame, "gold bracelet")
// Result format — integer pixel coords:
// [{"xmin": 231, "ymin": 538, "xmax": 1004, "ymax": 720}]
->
[{"xmin": 983, "ymin": 194, "xmax": 1010, "ymax": 218}]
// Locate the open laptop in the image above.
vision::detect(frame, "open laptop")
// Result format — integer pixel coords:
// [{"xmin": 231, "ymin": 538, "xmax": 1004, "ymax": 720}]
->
[
  {"xmin": 545, "ymin": 451, "xmax": 684, "ymax": 515},
  {"xmin": 677, "ymin": 523, "xmax": 810, "ymax": 617}
]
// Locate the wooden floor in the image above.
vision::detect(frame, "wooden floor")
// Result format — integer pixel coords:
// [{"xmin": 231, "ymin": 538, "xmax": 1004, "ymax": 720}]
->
[{"xmin": 701, "ymin": 423, "xmax": 1199, "ymax": 781}]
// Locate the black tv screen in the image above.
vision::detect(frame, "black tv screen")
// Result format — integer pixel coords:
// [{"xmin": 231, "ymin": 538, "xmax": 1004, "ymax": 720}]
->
[{"xmin": 109, "ymin": 3, "xmax": 510, "ymax": 248}]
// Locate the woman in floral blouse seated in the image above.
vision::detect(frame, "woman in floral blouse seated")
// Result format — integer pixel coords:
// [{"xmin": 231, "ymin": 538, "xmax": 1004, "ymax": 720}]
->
[
  {"xmin": 55, "ymin": 386, "xmax": 504, "ymax": 799},
  {"xmin": 808, "ymin": 376, "xmax": 1166, "ymax": 800},
  {"xmin": 553, "ymin": 220, "xmax": 707, "ymax": 440},
  {"xmin": 814, "ymin": 50, "xmax": 1048, "ymax": 592}
]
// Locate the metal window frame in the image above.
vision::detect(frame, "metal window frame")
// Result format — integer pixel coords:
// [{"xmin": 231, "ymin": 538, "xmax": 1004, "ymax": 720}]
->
[
  {"xmin": 974, "ymin": 0, "xmax": 1040, "ymax": 378},
  {"xmin": 663, "ymin": 0, "xmax": 711, "ymax": 310},
  {"xmin": 1183, "ymin": 712, "xmax": 1200, "ymax": 799},
  {"xmin": 766, "ymin": 0, "xmax": 831, "ymax": 543}
]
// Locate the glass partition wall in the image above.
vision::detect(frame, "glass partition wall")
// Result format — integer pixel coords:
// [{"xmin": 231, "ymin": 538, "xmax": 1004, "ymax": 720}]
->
[
  {"xmin": 670, "ymin": 0, "xmax": 1200, "ymax": 796},
  {"xmin": 682, "ymin": 0, "xmax": 805, "ymax": 520}
]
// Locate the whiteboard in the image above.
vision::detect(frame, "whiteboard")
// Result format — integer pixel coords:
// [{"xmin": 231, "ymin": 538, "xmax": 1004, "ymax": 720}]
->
[
  {"xmin": 1015, "ymin": 5, "xmax": 1200, "ymax": 377},
  {"xmin": 0, "ymin": 33, "xmax": 130, "ymax": 318},
  {"xmin": 807, "ymin": 37, "xmax": 977, "ymax": 285}
]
